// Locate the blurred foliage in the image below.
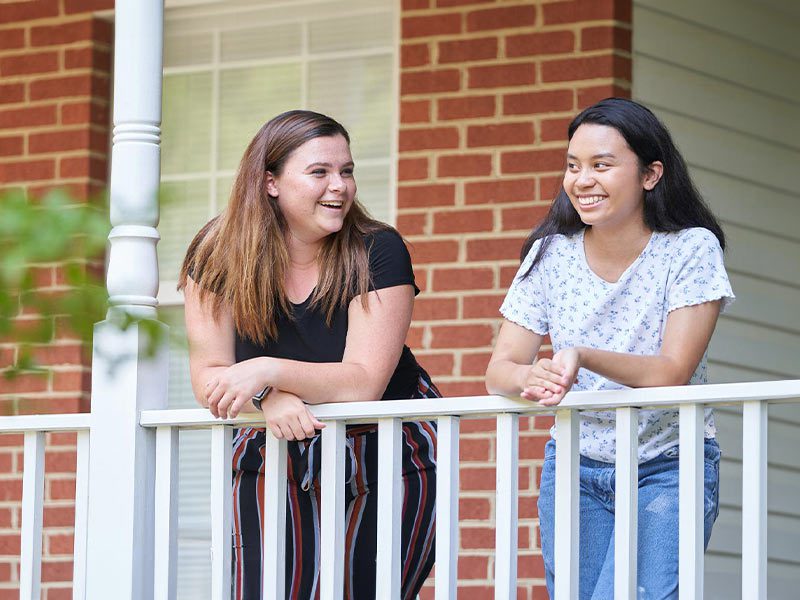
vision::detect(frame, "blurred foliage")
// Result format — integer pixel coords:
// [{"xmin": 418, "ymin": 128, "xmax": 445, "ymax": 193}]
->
[{"xmin": 0, "ymin": 188, "xmax": 167, "ymax": 380}]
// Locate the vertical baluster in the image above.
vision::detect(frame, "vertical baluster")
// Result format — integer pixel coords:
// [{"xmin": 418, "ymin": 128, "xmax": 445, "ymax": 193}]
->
[
  {"xmin": 20, "ymin": 431, "xmax": 45, "ymax": 600},
  {"xmin": 741, "ymin": 401, "xmax": 768, "ymax": 600},
  {"xmin": 376, "ymin": 418, "xmax": 403, "ymax": 599},
  {"xmin": 154, "ymin": 426, "xmax": 179, "ymax": 600},
  {"xmin": 554, "ymin": 409, "xmax": 579, "ymax": 600},
  {"xmin": 211, "ymin": 426, "xmax": 233, "ymax": 600},
  {"xmin": 263, "ymin": 433, "xmax": 288, "ymax": 599},
  {"xmin": 614, "ymin": 407, "xmax": 639, "ymax": 600},
  {"xmin": 435, "ymin": 416, "xmax": 460, "ymax": 600},
  {"xmin": 72, "ymin": 429, "xmax": 89, "ymax": 600},
  {"xmin": 679, "ymin": 404, "xmax": 704, "ymax": 600},
  {"xmin": 320, "ymin": 420, "xmax": 346, "ymax": 600},
  {"xmin": 495, "ymin": 413, "xmax": 519, "ymax": 599}
]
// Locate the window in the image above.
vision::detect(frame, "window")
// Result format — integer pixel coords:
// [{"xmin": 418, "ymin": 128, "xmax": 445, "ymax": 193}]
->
[{"xmin": 157, "ymin": 1, "xmax": 397, "ymax": 594}]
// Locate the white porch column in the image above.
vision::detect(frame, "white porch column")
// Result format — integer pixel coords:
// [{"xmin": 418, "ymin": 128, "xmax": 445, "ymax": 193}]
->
[{"xmin": 85, "ymin": 1, "xmax": 168, "ymax": 599}]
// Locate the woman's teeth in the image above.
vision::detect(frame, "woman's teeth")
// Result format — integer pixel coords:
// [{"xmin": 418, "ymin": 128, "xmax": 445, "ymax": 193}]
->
[
  {"xmin": 319, "ymin": 201, "xmax": 343, "ymax": 208},
  {"xmin": 578, "ymin": 195, "xmax": 605, "ymax": 206}
]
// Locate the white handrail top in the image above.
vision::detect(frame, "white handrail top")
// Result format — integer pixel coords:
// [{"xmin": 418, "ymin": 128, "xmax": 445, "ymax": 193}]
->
[
  {"xmin": 139, "ymin": 380, "xmax": 800, "ymax": 428},
  {"xmin": 0, "ymin": 413, "xmax": 91, "ymax": 433}
]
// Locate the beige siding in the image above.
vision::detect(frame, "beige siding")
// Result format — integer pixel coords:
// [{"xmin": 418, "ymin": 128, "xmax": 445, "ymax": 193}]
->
[{"xmin": 633, "ymin": 0, "xmax": 800, "ymax": 596}]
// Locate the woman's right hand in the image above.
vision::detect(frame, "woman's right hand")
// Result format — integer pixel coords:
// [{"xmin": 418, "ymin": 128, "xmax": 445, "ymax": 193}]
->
[
  {"xmin": 261, "ymin": 390, "xmax": 326, "ymax": 441},
  {"xmin": 519, "ymin": 359, "xmax": 568, "ymax": 403}
]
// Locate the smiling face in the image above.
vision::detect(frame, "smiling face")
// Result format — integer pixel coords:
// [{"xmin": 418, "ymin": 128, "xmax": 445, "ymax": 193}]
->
[
  {"xmin": 563, "ymin": 123, "xmax": 662, "ymax": 233},
  {"xmin": 266, "ymin": 134, "xmax": 356, "ymax": 248}
]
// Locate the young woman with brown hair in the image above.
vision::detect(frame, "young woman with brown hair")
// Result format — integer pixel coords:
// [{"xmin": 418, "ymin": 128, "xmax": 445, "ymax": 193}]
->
[{"xmin": 179, "ymin": 110, "xmax": 437, "ymax": 599}]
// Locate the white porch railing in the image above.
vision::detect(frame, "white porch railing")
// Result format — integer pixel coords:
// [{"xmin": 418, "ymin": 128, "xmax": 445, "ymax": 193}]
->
[{"xmin": 4, "ymin": 379, "xmax": 799, "ymax": 599}]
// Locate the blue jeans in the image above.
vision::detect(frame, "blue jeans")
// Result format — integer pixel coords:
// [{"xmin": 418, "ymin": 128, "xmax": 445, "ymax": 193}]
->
[{"xmin": 538, "ymin": 438, "xmax": 721, "ymax": 600}]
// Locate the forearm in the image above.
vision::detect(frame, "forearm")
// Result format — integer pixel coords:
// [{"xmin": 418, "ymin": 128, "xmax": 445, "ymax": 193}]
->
[
  {"xmin": 485, "ymin": 360, "xmax": 529, "ymax": 396},
  {"xmin": 577, "ymin": 347, "xmax": 692, "ymax": 388}
]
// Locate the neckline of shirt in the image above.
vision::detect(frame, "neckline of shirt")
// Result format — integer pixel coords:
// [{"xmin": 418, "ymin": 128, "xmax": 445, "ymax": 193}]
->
[{"xmin": 577, "ymin": 228, "xmax": 659, "ymax": 285}]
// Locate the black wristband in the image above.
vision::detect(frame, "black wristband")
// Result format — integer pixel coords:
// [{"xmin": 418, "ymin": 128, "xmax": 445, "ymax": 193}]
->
[{"xmin": 251, "ymin": 386, "xmax": 271, "ymax": 411}]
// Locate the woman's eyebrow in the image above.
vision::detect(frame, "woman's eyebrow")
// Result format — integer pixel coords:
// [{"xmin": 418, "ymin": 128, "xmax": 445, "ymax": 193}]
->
[
  {"xmin": 566, "ymin": 152, "xmax": 616, "ymax": 159},
  {"xmin": 305, "ymin": 161, "xmax": 355, "ymax": 168}
]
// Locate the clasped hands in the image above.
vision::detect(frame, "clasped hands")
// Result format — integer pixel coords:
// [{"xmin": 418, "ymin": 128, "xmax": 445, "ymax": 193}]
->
[
  {"xmin": 519, "ymin": 347, "xmax": 580, "ymax": 406},
  {"xmin": 205, "ymin": 358, "xmax": 324, "ymax": 441}
]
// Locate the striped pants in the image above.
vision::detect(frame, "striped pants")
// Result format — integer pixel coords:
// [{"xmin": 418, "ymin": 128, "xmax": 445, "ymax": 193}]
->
[{"xmin": 231, "ymin": 375, "xmax": 439, "ymax": 599}]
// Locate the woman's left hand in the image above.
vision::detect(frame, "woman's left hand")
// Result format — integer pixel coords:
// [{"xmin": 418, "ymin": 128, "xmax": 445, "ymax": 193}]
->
[
  {"xmin": 529, "ymin": 347, "xmax": 580, "ymax": 406},
  {"xmin": 205, "ymin": 358, "xmax": 273, "ymax": 419}
]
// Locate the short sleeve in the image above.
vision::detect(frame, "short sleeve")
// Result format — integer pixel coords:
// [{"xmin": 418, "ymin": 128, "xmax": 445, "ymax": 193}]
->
[
  {"xmin": 499, "ymin": 239, "xmax": 549, "ymax": 335},
  {"xmin": 667, "ymin": 228, "xmax": 735, "ymax": 313},
  {"xmin": 366, "ymin": 229, "xmax": 420, "ymax": 295}
]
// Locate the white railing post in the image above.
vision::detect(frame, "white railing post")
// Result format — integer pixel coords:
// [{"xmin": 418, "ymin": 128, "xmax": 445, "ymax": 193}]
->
[
  {"xmin": 19, "ymin": 431, "xmax": 45, "ymax": 600},
  {"xmin": 85, "ymin": 1, "xmax": 167, "ymax": 598},
  {"xmin": 211, "ymin": 426, "xmax": 233, "ymax": 600},
  {"xmin": 679, "ymin": 404, "xmax": 704, "ymax": 600},
  {"xmin": 320, "ymin": 420, "xmax": 346, "ymax": 600},
  {"xmin": 554, "ymin": 409, "xmax": 580, "ymax": 600},
  {"xmin": 495, "ymin": 413, "xmax": 519, "ymax": 599},
  {"xmin": 614, "ymin": 407, "xmax": 639, "ymax": 600},
  {"xmin": 435, "ymin": 416, "xmax": 460, "ymax": 600},
  {"xmin": 153, "ymin": 427, "xmax": 179, "ymax": 600},
  {"xmin": 72, "ymin": 429, "xmax": 90, "ymax": 600},
  {"xmin": 376, "ymin": 418, "xmax": 403, "ymax": 599},
  {"xmin": 741, "ymin": 401, "xmax": 768, "ymax": 600},
  {"xmin": 263, "ymin": 433, "xmax": 288, "ymax": 599}
]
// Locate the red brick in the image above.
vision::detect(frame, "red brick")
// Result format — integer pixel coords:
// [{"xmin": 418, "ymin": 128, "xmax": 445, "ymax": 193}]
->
[
  {"xmin": 0, "ymin": 507, "xmax": 13, "ymax": 527},
  {"xmin": 401, "ymin": 43, "xmax": 430, "ymax": 68},
  {"xmin": 469, "ymin": 63, "xmax": 536, "ymax": 89},
  {"xmin": 0, "ymin": 452, "xmax": 11, "ymax": 472},
  {"xmin": 540, "ymin": 174, "xmax": 565, "ymax": 199},
  {"xmin": 432, "ymin": 267, "xmax": 494, "ymax": 292},
  {"xmin": 41, "ymin": 559, "xmax": 73, "ymax": 582},
  {"xmin": 501, "ymin": 149, "xmax": 565, "ymax": 174},
  {"xmin": 59, "ymin": 156, "xmax": 107, "ymax": 180},
  {"xmin": 430, "ymin": 324, "xmax": 493, "ymax": 348},
  {"xmin": 61, "ymin": 100, "xmax": 110, "ymax": 126},
  {"xmin": 463, "ymin": 293, "xmax": 505, "ymax": 319},
  {"xmin": 407, "ymin": 239, "xmax": 459, "ymax": 264},
  {"xmin": 399, "ymin": 127, "xmax": 459, "ymax": 152},
  {"xmin": 14, "ymin": 395, "xmax": 87, "ymax": 415},
  {"xmin": 30, "ymin": 74, "xmax": 109, "ymax": 101},
  {"xmin": 0, "ymin": 135, "xmax": 23, "ymax": 157},
  {"xmin": 52, "ymin": 369, "xmax": 91, "ymax": 392},
  {"xmin": 401, "ymin": 99, "xmax": 431, "ymax": 124},
  {"xmin": 0, "ymin": 51, "xmax": 58, "ymax": 76},
  {"xmin": 500, "ymin": 265, "xmax": 520, "ymax": 287},
  {"xmin": 0, "ymin": 348, "xmax": 14, "ymax": 369},
  {"xmin": 44, "ymin": 449, "xmax": 77, "ymax": 473},
  {"xmin": 30, "ymin": 344, "xmax": 84, "ymax": 366},
  {"xmin": 29, "ymin": 129, "xmax": 92, "ymax": 154},
  {"xmin": 0, "ymin": 479, "xmax": 21, "ymax": 501},
  {"xmin": 503, "ymin": 89, "xmax": 574, "ymax": 116},
  {"xmin": 49, "ymin": 478, "xmax": 77, "ymax": 500},
  {"xmin": 437, "ymin": 153, "xmax": 492, "ymax": 178},
  {"xmin": 466, "ymin": 5, "xmax": 536, "ymax": 32},
  {"xmin": 405, "ymin": 325, "xmax": 424, "ymax": 349},
  {"xmin": 46, "ymin": 533, "xmax": 75, "ymax": 555},
  {"xmin": 501, "ymin": 205, "xmax": 549, "ymax": 231},
  {"xmin": 459, "ymin": 496, "xmax": 491, "ymax": 520},
  {"xmin": 403, "ymin": 0, "xmax": 430, "ymax": 10},
  {"xmin": 541, "ymin": 54, "xmax": 631, "ymax": 84},
  {"xmin": 0, "ymin": 28, "xmax": 25, "ymax": 50},
  {"xmin": 543, "ymin": 0, "xmax": 631, "ymax": 25},
  {"xmin": 577, "ymin": 83, "xmax": 630, "ymax": 108},
  {"xmin": 47, "ymin": 588, "xmax": 75, "ymax": 600},
  {"xmin": 30, "ymin": 20, "xmax": 93, "ymax": 46},
  {"xmin": 65, "ymin": 46, "xmax": 112, "ymax": 71},
  {"xmin": 541, "ymin": 116, "xmax": 572, "ymax": 142},
  {"xmin": 0, "ymin": 534, "xmax": 20, "ymax": 555},
  {"xmin": 402, "ymin": 14, "xmax": 462, "ymax": 39},
  {"xmin": 506, "ymin": 31, "xmax": 575, "ymax": 57},
  {"xmin": 458, "ymin": 555, "xmax": 490, "ymax": 579},
  {"xmin": 519, "ymin": 434, "xmax": 549, "ymax": 460},
  {"xmin": 433, "ymin": 208, "xmax": 493, "ymax": 234},
  {"xmin": 414, "ymin": 352, "xmax": 454, "ymax": 376},
  {"xmin": 467, "ymin": 122, "xmax": 534, "ymax": 147},
  {"xmin": 399, "ymin": 157, "xmax": 428, "ymax": 181},
  {"xmin": 460, "ymin": 466, "xmax": 496, "ymax": 490},
  {"xmin": 397, "ymin": 213, "xmax": 427, "ymax": 235},
  {"xmin": 518, "ymin": 555, "xmax": 546, "ymax": 579},
  {"xmin": 63, "ymin": 0, "xmax": 114, "ymax": 13},
  {"xmin": 0, "ymin": 434, "xmax": 22, "ymax": 447},
  {"xmin": 438, "ymin": 37, "xmax": 497, "ymax": 63},
  {"xmin": 437, "ymin": 95, "xmax": 495, "ymax": 121},
  {"xmin": 466, "ymin": 236, "xmax": 526, "ymax": 261},
  {"xmin": 0, "ymin": 82, "xmax": 25, "ymax": 105},
  {"xmin": 412, "ymin": 297, "xmax": 458, "ymax": 321},
  {"xmin": 581, "ymin": 25, "xmax": 632, "ymax": 52},
  {"xmin": 0, "ymin": 159, "xmax": 56, "ymax": 183},
  {"xmin": 0, "ymin": 0, "xmax": 59, "ymax": 25},
  {"xmin": 437, "ymin": 0, "xmax": 491, "ymax": 6},
  {"xmin": 465, "ymin": 178, "xmax": 536, "ymax": 205},
  {"xmin": 398, "ymin": 183, "xmax": 455, "ymax": 209},
  {"xmin": 460, "ymin": 437, "xmax": 491, "ymax": 461},
  {"xmin": 401, "ymin": 69, "xmax": 461, "ymax": 95},
  {"xmin": 48, "ymin": 432, "xmax": 77, "ymax": 446},
  {"xmin": 43, "ymin": 506, "xmax": 75, "ymax": 528}
]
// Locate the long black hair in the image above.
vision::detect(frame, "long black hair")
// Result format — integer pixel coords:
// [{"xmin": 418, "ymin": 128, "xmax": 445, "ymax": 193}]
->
[{"xmin": 521, "ymin": 97, "xmax": 725, "ymax": 272}]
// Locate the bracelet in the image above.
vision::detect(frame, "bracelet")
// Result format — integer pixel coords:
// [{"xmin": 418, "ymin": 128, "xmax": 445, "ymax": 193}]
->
[{"xmin": 251, "ymin": 386, "xmax": 272, "ymax": 411}]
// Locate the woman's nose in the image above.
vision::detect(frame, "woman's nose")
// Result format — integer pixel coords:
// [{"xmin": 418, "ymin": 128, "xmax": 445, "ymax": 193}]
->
[
  {"xmin": 576, "ymin": 168, "xmax": 595, "ymax": 187},
  {"xmin": 328, "ymin": 173, "xmax": 345, "ymax": 192}
]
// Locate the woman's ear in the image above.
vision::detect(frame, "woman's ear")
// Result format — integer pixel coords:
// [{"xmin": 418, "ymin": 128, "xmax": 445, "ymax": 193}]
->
[
  {"xmin": 265, "ymin": 171, "xmax": 279, "ymax": 197},
  {"xmin": 643, "ymin": 161, "xmax": 664, "ymax": 191}
]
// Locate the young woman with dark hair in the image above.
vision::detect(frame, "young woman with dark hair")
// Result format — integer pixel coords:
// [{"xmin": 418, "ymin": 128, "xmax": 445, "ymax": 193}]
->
[
  {"xmin": 179, "ymin": 110, "xmax": 437, "ymax": 600},
  {"xmin": 486, "ymin": 98, "xmax": 734, "ymax": 599}
]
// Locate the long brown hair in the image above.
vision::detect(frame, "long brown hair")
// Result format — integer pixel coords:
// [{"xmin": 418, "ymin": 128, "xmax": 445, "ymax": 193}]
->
[{"xmin": 178, "ymin": 110, "xmax": 388, "ymax": 344}]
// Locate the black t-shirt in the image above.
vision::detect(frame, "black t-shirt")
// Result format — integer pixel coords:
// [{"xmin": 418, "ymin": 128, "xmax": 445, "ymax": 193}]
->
[{"xmin": 235, "ymin": 228, "xmax": 423, "ymax": 400}]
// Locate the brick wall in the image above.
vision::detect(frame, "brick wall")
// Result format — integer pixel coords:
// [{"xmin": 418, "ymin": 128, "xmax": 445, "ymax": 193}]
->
[
  {"xmin": 397, "ymin": 1, "xmax": 631, "ymax": 597},
  {"xmin": 0, "ymin": 1, "xmax": 113, "ymax": 597}
]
